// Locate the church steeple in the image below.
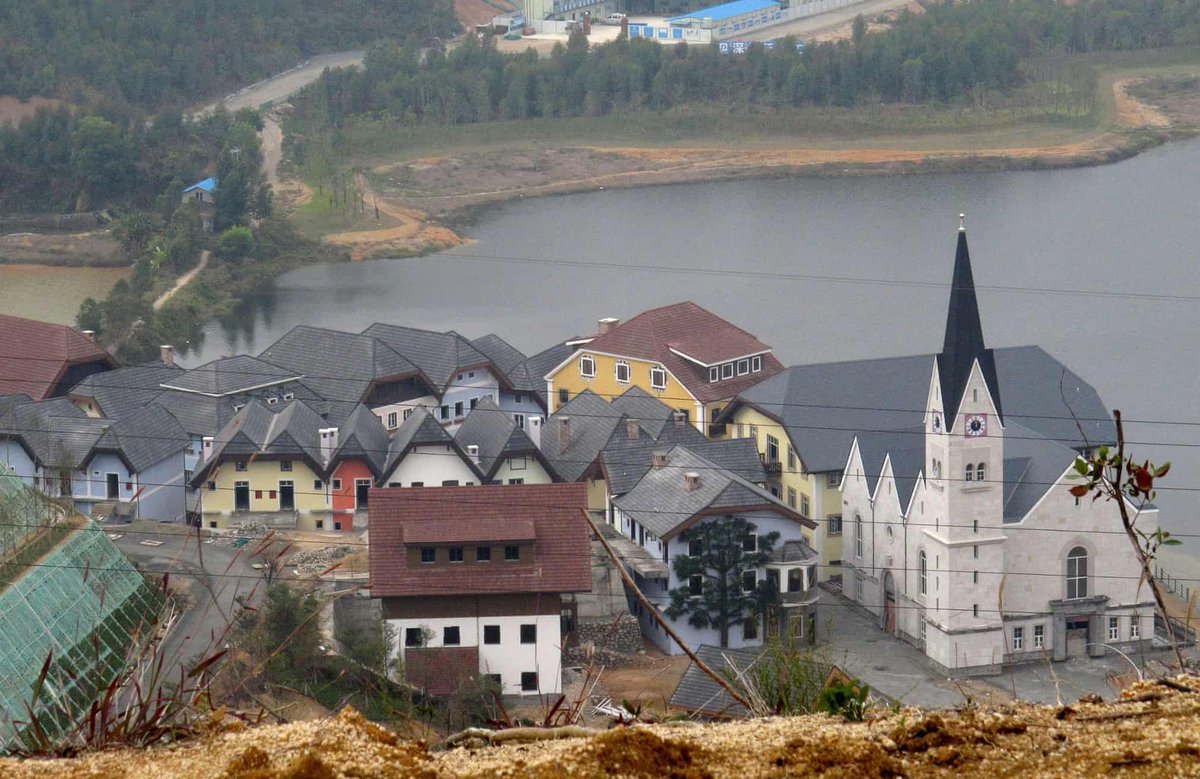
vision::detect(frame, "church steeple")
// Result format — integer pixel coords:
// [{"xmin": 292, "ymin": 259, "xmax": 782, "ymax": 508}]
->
[{"xmin": 936, "ymin": 217, "xmax": 1003, "ymax": 423}]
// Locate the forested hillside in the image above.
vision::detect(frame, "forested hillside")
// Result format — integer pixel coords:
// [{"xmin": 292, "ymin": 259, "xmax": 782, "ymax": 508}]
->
[
  {"xmin": 293, "ymin": 0, "xmax": 1200, "ymax": 127},
  {"xmin": 0, "ymin": 0, "xmax": 457, "ymax": 110}
]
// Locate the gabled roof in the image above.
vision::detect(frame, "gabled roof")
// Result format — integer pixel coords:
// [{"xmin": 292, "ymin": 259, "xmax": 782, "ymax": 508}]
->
[
  {"xmin": 191, "ymin": 399, "xmax": 327, "ymax": 484},
  {"xmin": 1001, "ymin": 421, "xmax": 1080, "ymax": 523},
  {"xmin": 384, "ymin": 406, "xmax": 481, "ymax": 479},
  {"xmin": 361, "ymin": 323, "xmax": 497, "ymax": 391},
  {"xmin": 608, "ymin": 386, "xmax": 678, "ymax": 439},
  {"xmin": 0, "ymin": 315, "xmax": 116, "ymax": 400},
  {"xmin": 510, "ymin": 341, "xmax": 575, "ymax": 409},
  {"xmin": 453, "ymin": 398, "xmax": 551, "ymax": 480},
  {"xmin": 937, "ymin": 229, "xmax": 1003, "ymax": 425},
  {"xmin": 669, "ymin": 645, "xmax": 762, "ymax": 718},
  {"xmin": 540, "ymin": 390, "xmax": 628, "ymax": 483},
  {"xmin": 160, "ymin": 355, "xmax": 300, "ymax": 397},
  {"xmin": 90, "ymin": 404, "xmax": 188, "ymax": 473},
  {"xmin": 183, "ymin": 176, "xmax": 217, "ymax": 193},
  {"xmin": 0, "ymin": 397, "xmax": 108, "ymax": 469},
  {"xmin": 555, "ymin": 302, "xmax": 784, "ymax": 404},
  {"xmin": 728, "ymin": 346, "xmax": 1113, "ymax": 475},
  {"xmin": 470, "ymin": 334, "xmax": 527, "ymax": 376},
  {"xmin": 612, "ymin": 445, "xmax": 811, "ymax": 540},
  {"xmin": 69, "ymin": 363, "xmax": 183, "ymax": 419},
  {"xmin": 257, "ymin": 326, "xmax": 430, "ymax": 422},
  {"xmin": 369, "ymin": 483, "xmax": 592, "ymax": 597},
  {"xmin": 852, "ymin": 426, "xmax": 925, "ymax": 509},
  {"xmin": 329, "ymin": 404, "xmax": 390, "ymax": 478}
]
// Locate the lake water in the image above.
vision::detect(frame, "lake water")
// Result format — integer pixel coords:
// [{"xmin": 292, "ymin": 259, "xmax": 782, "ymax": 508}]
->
[
  {"xmin": 0, "ymin": 264, "xmax": 129, "ymax": 325},
  {"xmin": 185, "ymin": 138, "xmax": 1200, "ymax": 578}
]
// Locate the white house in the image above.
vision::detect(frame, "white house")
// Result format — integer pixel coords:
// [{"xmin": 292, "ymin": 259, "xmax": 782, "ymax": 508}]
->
[
  {"xmin": 841, "ymin": 226, "xmax": 1156, "ymax": 674},
  {"xmin": 380, "ymin": 407, "xmax": 484, "ymax": 487},
  {"xmin": 369, "ymin": 483, "xmax": 592, "ymax": 696}
]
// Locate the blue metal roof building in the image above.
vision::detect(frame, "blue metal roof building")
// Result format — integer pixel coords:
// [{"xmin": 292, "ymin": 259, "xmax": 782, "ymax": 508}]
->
[
  {"xmin": 182, "ymin": 176, "xmax": 218, "ymax": 194},
  {"xmin": 667, "ymin": 0, "xmax": 781, "ymax": 27}
]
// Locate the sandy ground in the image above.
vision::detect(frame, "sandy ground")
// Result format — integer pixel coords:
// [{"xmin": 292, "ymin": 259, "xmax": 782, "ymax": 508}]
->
[
  {"xmin": 1113, "ymin": 77, "xmax": 1173, "ymax": 128},
  {"xmin": 153, "ymin": 250, "xmax": 210, "ymax": 310},
  {"xmin": 8, "ymin": 677, "xmax": 1200, "ymax": 777},
  {"xmin": 0, "ymin": 95, "xmax": 69, "ymax": 126},
  {"xmin": 593, "ymin": 649, "xmax": 693, "ymax": 712}
]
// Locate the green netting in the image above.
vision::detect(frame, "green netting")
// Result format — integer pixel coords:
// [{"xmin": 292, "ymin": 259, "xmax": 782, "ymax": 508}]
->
[
  {"xmin": 0, "ymin": 470, "xmax": 163, "ymax": 749},
  {"xmin": 0, "ymin": 465, "xmax": 59, "ymax": 558}
]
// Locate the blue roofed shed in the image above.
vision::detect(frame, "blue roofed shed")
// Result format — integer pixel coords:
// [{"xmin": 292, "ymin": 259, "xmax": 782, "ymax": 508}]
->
[
  {"xmin": 667, "ymin": 0, "xmax": 781, "ymax": 28},
  {"xmin": 182, "ymin": 176, "xmax": 218, "ymax": 206}
]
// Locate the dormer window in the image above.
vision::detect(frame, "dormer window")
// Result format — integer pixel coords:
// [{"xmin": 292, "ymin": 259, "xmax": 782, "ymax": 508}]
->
[
  {"xmin": 283, "ymin": 392, "xmax": 294, "ymax": 401},
  {"xmin": 751, "ymin": 355, "xmax": 762, "ymax": 372},
  {"xmin": 615, "ymin": 361, "xmax": 630, "ymax": 383},
  {"xmin": 650, "ymin": 366, "xmax": 667, "ymax": 390},
  {"xmin": 266, "ymin": 396, "xmax": 279, "ymax": 405},
  {"xmin": 709, "ymin": 367, "xmax": 719, "ymax": 382},
  {"xmin": 579, "ymin": 355, "xmax": 596, "ymax": 378},
  {"xmin": 737, "ymin": 359, "xmax": 749, "ymax": 375},
  {"xmin": 721, "ymin": 363, "xmax": 734, "ymax": 379}
]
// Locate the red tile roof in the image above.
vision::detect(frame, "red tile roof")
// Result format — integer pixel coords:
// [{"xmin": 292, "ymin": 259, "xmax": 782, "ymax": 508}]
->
[
  {"xmin": 369, "ymin": 483, "xmax": 592, "ymax": 598},
  {"xmin": 403, "ymin": 519, "xmax": 536, "ymax": 545},
  {"xmin": 0, "ymin": 314, "xmax": 116, "ymax": 400},
  {"xmin": 574, "ymin": 302, "xmax": 784, "ymax": 403}
]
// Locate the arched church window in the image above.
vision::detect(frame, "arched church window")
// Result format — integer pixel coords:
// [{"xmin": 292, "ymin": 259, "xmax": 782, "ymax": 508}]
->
[
  {"xmin": 976, "ymin": 463, "xmax": 985, "ymax": 482},
  {"xmin": 919, "ymin": 551, "xmax": 927, "ymax": 596},
  {"xmin": 855, "ymin": 515, "xmax": 863, "ymax": 559},
  {"xmin": 1067, "ymin": 546, "xmax": 1088, "ymax": 600},
  {"xmin": 964, "ymin": 463, "xmax": 974, "ymax": 482}
]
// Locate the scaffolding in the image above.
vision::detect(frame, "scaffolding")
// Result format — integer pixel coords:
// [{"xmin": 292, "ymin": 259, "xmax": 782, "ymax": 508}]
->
[{"xmin": 0, "ymin": 467, "xmax": 164, "ymax": 749}]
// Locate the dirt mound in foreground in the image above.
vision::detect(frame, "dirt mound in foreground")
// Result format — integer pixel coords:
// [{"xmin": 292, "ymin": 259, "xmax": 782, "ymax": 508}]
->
[{"xmin": 7, "ymin": 678, "xmax": 1200, "ymax": 778}]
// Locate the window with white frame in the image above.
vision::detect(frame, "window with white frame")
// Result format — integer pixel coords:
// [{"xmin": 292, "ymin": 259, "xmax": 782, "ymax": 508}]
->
[
  {"xmin": 964, "ymin": 463, "xmax": 974, "ymax": 482},
  {"xmin": 615, "ymin": 361, "xmax": 630, "ymax": 383},
  {"xmin": 787, "ymin": 487, "xmax": 796, "ymax": 509},
  {"xmin": 1108, "ymin": 616, "xmax": 1119, "ymax": 641},
  {"xmin": 828, "ymin": 514, "xmax": 842, "ymax": 536},
  {"xmin": 918, "ymin": 550, "xmax": 927, "ymax": 596},
  {"xmin": 650, "ymin": 366, "xmax": 667, "ymax": 390},
  {"xmin": 827, "ymin": 472, "xmax": 840, "ymax": 487},
  {"xmin": 800, "ymin": 494, "xmax": 810, "ymax": 517},
  {"xmin": 737, "ymin": 359, "xmax": 749, "ymax": 375},
  {"xmin": 514, "ymin": 413, "xmax": 525, "ymax": 429},
  {"xmin": 751, "ymin": 355, "xmax": 762, "ymax": 372},
  {"xmin": 855, "ymin": 515, "xmax": 863, "ymax": 558},
  {"xmin": 787, "ymin": 446, "xmax": 797, "ymax": 471},
  {"xmin": 1013, "ymin": 626, "xmax": 1024, "ymax": 650},
  {"xmin": 919, "ymin": 620, "xmax": 927, "ymax": 643},
  {"xmin": 1131, "ymin": 617, "xmax": 1140, "ymax": 639},
  {"xmin": 1034, "ymin": 624, "xmax": 1045, "ymax": 649},
  {"xmin": 721, "ymin": 363, "xmax": 734, "ymax": 379},
  {"xmin": 741, "ymin": 570, "xmax": 757, "ymax": 593},
  {"xmin": 855, "ymin": 576, "xmax": 864, "ymax": 601},
  {"xmin": 1066, "ymin": 546, "xmax": 1089, "ymax": 599},
  {"xmin": 579, "ymin": 355, "xmax": 596, "ymax": 378},
  {"xmin": 387, "ymin": 411, "xmax": 398, "ymax": 428},
  {"xmin": 976, "ymin": 463, "xmax": 986, "ymax": 482}
]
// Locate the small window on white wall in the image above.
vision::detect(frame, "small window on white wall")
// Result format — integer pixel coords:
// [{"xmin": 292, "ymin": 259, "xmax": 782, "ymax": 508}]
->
[
  {"xmin": 615, "ymin": 361, "xmax": 630, "ymax": 383},
  {"xmin": 580, "ymin": 355, "xmax": 596, "ymax": 378}
]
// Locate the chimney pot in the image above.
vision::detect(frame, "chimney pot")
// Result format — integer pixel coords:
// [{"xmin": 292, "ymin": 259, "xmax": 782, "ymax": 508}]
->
[
  {"xmin": 673, "ymin": 411, "xmax": 687, "ymax": 427},
  {"xmin": 598, "ymin": 317, "xmax": 619, "ymax": 335},
  {"xmin": 466, "ymin": 444, "xmax": 480, "ymax": 464},
  {"xmin": 160, "ymin": 344, "xmax": 175, "ymax": 368},
  {"xmin": 626, "ymin": 419, "xmax": 640, "ymax": 440},
  {"xmin": 684, "ymin": 471, "xmax": 701, "ymax": 492},
  {"xmin": 557, "ymin": 416, "xmax": 571, "ymax": 454},
  {"xmin": 652, "ymin": 450, "xmax": 668, "ymax": 469}
]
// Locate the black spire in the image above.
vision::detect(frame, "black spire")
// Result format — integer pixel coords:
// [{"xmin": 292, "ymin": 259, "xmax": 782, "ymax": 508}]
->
[{"xmin": 936, "ymin": 221, "xmax": 1003, "ymax": 423}]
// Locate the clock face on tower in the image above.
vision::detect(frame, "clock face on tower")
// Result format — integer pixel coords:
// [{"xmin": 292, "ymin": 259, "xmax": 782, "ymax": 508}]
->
[{"xmin": 965, "ymin": 414, "xmax": 988, "ymax": 438}]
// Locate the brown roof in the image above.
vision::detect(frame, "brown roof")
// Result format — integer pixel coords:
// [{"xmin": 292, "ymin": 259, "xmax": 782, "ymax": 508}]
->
[
  {"xmin": 0, "ymin": 314, "xmax": 116, "ymax": 400},
  {"xmin": 369, "ymin": 483, "xmax": 592, "ymax": 598},
  {"xmin": 573, "ymin": 302, "xmax": 784, "ymax": 403}
]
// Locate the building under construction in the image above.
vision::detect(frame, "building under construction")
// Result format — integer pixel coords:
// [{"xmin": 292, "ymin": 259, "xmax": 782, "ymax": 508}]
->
[{"xmin": 0, "ymin": 465, "xmax": 164, "ymax": 750}]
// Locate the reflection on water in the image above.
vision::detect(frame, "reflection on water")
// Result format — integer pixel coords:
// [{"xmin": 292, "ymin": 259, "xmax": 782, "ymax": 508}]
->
[
  {"xmin": 188, "ymin": 138, "xmax": 1200, "ymax": 554},
  {"xmin": 0, "ymin": 264, "xmax": 130, "ymax": 325}
]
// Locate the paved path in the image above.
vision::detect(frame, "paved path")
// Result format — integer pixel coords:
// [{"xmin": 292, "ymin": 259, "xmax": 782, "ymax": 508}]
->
[
  {"xmin": 194, "ymin": 50, "xmax": 364, "ymax": 119},
  {"xmin": 152, "ymin": 250, "xmax": 209, "ymax": 311}
]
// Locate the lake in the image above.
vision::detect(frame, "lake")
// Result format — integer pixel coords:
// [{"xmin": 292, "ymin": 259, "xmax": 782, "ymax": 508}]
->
[{"xmin": 185, "ymin": 138, "xmax": 1200, "ymax": 577}]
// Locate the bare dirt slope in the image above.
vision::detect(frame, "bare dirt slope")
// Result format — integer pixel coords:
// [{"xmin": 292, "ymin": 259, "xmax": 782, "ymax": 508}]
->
[{"xmin": 7, "ymin": 677, "xmax": 1200, "ymax": 778}]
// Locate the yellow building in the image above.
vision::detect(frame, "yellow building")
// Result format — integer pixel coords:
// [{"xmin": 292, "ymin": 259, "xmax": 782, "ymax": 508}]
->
[
  {"xmin": 190, "ymin": 399, "xmax": 332, "ymax": 530},
  {"xmin": 544, "ymin": 302, "xmax": 784, "ymax": 437}
]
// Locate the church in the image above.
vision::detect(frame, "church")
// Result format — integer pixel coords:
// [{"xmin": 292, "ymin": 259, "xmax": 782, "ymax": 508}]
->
[{"xmin": 840, "ymin": 222, "xmax": 1157, "ymax": 674}]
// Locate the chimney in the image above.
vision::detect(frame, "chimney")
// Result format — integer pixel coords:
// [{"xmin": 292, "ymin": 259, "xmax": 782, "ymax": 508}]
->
[
  {"xmin": 319, "ymin": 427, "xmax": 339, "ymax": 463},
  {"xmin": 673, "ymin": 410, "xmax": 687, "ymax": 428},
  {"xmin": 81, "ymin": 330, "xmax": 95, "ymax": 341},
  {"xmin": 683, "ymin": 472, "xmax": 701, "ymax": 492},
  {"xmin": 201, "ymin": 436, "xmax": 214, "ymax": 460},
  {"xmin": 626, "ymin": 419, "xmax": 640, "ymax": 440},
  {"xmin": 557, "ymin": 416, "xmax": 571, "ymax": 454},
  {"xmin": 598, "ymin": 317, "xmax": 619, "ymax": 335},
  {"xmin": 652, "ymin": 450, "xmax": 668, "ymax": 469},
  {"xmin": 160, "ymin": 344, "xmax": 175, "ymax": 368},
  {"xmin": 466, "ymin": 444, "xmax": 480, "ymax": 464}
]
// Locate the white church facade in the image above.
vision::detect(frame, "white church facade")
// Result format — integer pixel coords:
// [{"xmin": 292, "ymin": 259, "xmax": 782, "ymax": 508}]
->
[{"xmin": 840, "ymin": 225, "xmax": 1157, "ymax": 674}]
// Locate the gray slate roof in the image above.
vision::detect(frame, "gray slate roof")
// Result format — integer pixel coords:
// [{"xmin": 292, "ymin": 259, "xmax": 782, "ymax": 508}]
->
[
  {"xmin": 609, "ymin": 386, "xmax": 679, "ymax": 439},
  {"xmin": 362, "ymin": 323, "xmax": 494, "ymax": 390},
  {"xmin": 612, "ymin": 446, "xmax": 798, "ymax": 539},
  {"xmin": 540, "ymin": 390, "xmax": 627, "ymax": 483},
  {"xmin": 733, "ymin": 345, "xmax": 1114, "ymax": 475},
  {"xmin": 453, "ymin": 398, "xmax": 547, "ymax": 479},
  {"xmin": 69, "ymin": 363, "xmax": 183, "ymax": 419},
  {"xmin": 470, "ymin": 334, "xmax": 527, "ymax": 376},
  {"xmin": 510, "ymin": 341, "xmax": 576, "ymax": 408},
  {"xmin": 1001, "ymin": 421, "xmax": 1079, "ymax": 522},
  {"xmin": 670, "ymin": 645, "xmax": 762, "ymax": 718},
  {"xmin": 193, "ymin": 399, "xmax": 327, "ymax": 483},
  {"xmin": 768, "ymin": 538, "xmax": 820, "ymax": 564},
  {"xmin": 385, "ymin": 406, "xmax": 480, "ymax": 479},
  {"xmin": 853, "ymin": 426, "xmax": 926, "ymax": 509},
  {"xmin": 91, "ymin": 404, "xmax": 188, "ymax": 472},
  {"xmin": 329, "ymin": 404, "xmax": 390, "ymax": 478},
  {"xmin": 602, "ymin": 419, "xmax": 765, "ymax": 497},
  {"xmin": 160, "ymin": 355, "xmax": 300, "ymax": 397},
  {"xmin": 0, "ymin": 397, "xmax": 106, "ymax": 469}
]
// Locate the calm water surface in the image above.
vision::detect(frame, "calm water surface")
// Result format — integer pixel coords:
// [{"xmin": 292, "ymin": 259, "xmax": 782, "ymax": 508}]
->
[{"xmin": 186, "ymin": 138, "xmax": 1200, "ymax": 574}]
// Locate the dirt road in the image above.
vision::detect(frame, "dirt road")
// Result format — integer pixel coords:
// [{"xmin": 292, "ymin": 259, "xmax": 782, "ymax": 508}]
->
[
  {"xmin": 194, "ymin": 50, "xmax": 364, "ymax": 118},
  {"xmin": 153, "ymin": 250, "xmax": 210, "ymax": 310}
]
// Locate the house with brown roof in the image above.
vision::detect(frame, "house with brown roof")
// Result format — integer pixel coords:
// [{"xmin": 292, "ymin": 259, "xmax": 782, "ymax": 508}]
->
[
  {"xmin": 0, "ymin": 315, "xmax": 116, "ymax": 400},
  {"xmin": 369, "ymin": 483, "xmax": 591, "ymax": 697},
  {"xmin": 543, "ymin": 302, "xmax": 783, "ymax": 437}
]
